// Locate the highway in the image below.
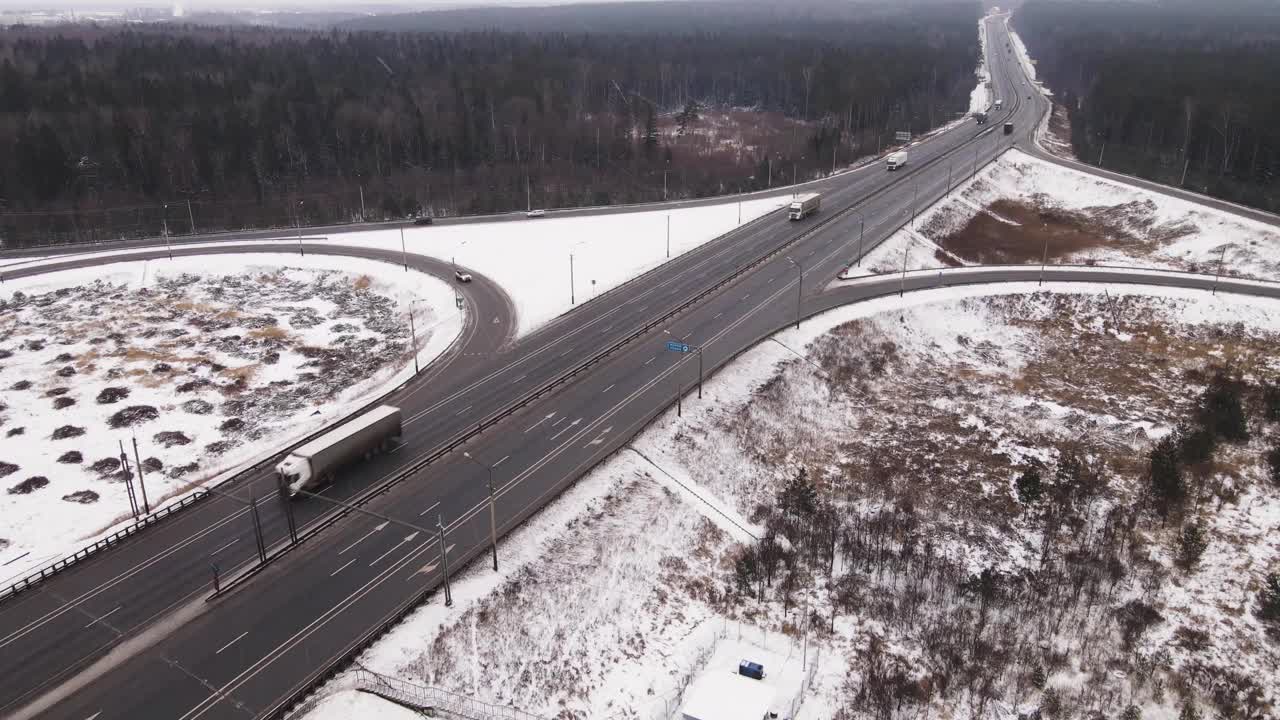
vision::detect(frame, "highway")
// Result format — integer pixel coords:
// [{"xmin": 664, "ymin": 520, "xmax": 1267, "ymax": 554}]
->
[{"xmin": 3, "ymin": 13, "xmax": 1271, "ymax": 720}]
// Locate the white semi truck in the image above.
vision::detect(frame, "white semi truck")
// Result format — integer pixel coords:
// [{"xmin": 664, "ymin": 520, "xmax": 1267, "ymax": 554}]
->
[
  {"xmin": 788, "ymin": 193, "xmax": 821, "ymax": 220},
  {"xmin": 276, "ymin": 405, "xmax": 403, "ymax": 496},
  {"xmin": 886, "ymin": 151, "xmax": 909, "ymax": 171}
]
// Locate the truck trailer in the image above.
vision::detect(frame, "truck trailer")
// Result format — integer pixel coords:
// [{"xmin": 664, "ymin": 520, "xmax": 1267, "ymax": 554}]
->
[
  {"xmin": 788, "ymin": 193, "xmax": 821, "ymax": 220},
  {"xmin": 276, "ymin": 405, "xmax": 403, "ymax": 496},
  {"xmin": 886, "ymin": 151, "xmax": 909, "ymax": 171}
]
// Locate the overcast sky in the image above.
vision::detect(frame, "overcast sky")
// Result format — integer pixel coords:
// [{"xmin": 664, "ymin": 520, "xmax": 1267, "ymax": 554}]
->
[{"xmin": 0, "ymin": 0, "xmax": 602, "ymax": 10}]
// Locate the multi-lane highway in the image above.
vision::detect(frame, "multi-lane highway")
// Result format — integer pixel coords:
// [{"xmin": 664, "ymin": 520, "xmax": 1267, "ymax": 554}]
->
[{"xmin": 4, "ymin": 13, "xmax": 1270, "ymax": 720}]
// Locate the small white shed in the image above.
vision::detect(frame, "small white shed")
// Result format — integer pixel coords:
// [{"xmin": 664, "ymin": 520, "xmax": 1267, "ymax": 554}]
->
[{"xmin": 679, "ymin": 671, "xmax": 777, "ymax": 720}]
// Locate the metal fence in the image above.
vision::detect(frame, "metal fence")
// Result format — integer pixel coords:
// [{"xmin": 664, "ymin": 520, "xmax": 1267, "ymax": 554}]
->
[{"xmin": 286, "ymin": 668, "xmax": 546, "ymax": 720}]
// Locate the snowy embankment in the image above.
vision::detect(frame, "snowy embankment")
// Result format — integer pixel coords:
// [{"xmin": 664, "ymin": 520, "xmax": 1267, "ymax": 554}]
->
[
  {"xmin": 842, "ymin": 149, "xmax": 1280, "ymax": 282},
  {"xmin": 0, "ymin": 254, "xmax": 459, "ymax": 580},
  {"xmin": 969, "ymin": 12, "xmax": 991, "ymax": 115},
  {"xmin": 13, "ymin": 198, "xmax": 788, "ymax": 339},
  {"xmin": 305, "ymin": 282, "xmax": 1280, "ymax": 720}
]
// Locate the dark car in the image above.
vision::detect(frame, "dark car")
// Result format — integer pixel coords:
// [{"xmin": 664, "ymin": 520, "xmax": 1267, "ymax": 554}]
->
[{"xmin": 413, "ymin": 216, "xmax": 434, "ymax": 226}]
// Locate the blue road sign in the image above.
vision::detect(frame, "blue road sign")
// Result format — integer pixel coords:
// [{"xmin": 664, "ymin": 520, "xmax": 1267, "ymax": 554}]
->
[{"xmin": 666, "ymin": 341, "xmax": 691, "ymax": 353}]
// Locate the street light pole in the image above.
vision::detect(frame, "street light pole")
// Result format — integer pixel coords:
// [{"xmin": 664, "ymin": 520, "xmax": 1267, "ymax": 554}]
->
[
  {"xmin": 463, "ymin": 452, "xmax": 499, "ymax": 572},
  {"xmin": 785, "ymin": 257, "xmax": 802, "ymax": 329},
  {"xmin": 570, "ymin": 252, "xmax": 576, "ymax": 305},
  {"xmin": 437, "ymin": 515, "xmax": 453, "ymax": 607},
  {"xmin": 162, "ymin": 206, "xmax": 172, "ymax": 261},
  {"xmin": 855, "ymin": 212, "xmax": 866, "ymax": 267},
  {"xmin": 666, "ymin": 215, "xmax": 671, "ymax": 259},
  {"xmin": 408, "ymin": 301, "xmax": 419, "ymax": 373},
  {"xmin": 1213, "ymin": 246, "xmax": 1228, "ymax": 295},
  {"xmin": 297, "ymin": 200, "xmax": 304, "ymax": 257},
  {"xmin": 186, "ymin": 199, "xmax": 196, "ymax": 236},
  {"xmin": 400, "ymin": 227, "xmax": 408, "ymax": 271}
]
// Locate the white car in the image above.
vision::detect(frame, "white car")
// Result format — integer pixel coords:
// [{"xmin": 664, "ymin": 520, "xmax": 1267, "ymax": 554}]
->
[
  {"xmin": 454, "ymin": 270, "xmax": 472, "ymax": 283},
  {"xmin": 526, "ymin": 209, "xmax": 547, "ymax": 218}
]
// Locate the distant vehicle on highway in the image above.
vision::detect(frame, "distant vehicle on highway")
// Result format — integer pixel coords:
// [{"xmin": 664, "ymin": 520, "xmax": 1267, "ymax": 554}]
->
[
  {"xmin": 994, "ymin": 99, "xmax": 1003, "ymax": 109},
  {"xmin": 886, "ymin": 151, "xmax": 909, "ymax": 171},
  {"xmin": 788, "ymin": 193, "xmax": 821, "ymax": 220},
  {"xmin": 974, "ymin": 112, "xmax": 987, "ymax": 125},
  {"xmin": 1004, "ymin": 121, "xmax": 1014, "ymax": 135},
  {"xmin": 526, "ymin": 209, "xmax": 547, "ymax": 218},
  {"xmin": 413, "ymin": 215, "xmax": 434, "ymax": 226},
  {"xmin": 455, "ymin": 270, "xmax": 473, "ymax": 283},
  {"xmin": 276, "ymin": 405, "xmax": 403, "ymax": 497}
]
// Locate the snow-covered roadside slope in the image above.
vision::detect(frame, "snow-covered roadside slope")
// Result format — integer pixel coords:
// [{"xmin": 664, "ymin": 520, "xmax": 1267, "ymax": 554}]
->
[
  {"xmin": 844, "ymin": 149, "xmax": 1280, "ymax": 281},
  {"xmin": 0, "ymin": 254, "xmax": 458, "ymax": 580},
  {"xmin": 305, "ymin": 282, "xmax": 1280, "ymax": 720}
]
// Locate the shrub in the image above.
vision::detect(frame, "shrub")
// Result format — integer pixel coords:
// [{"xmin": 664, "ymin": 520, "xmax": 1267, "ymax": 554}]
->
[
  {"xmin": 1016, "ymin": 467, "xmax": 1043, "ymax": 505},
  {"xmin": 1258, "ymin": 573, "xmax": 1280, "ymax": 629},
  {"xmin": 0, "ymin": 461, "xmax": 18, "ymax": 479},
  {"xmin": 8, "ymin": 476, "xmax": 49, "ymax": 494},
  {"xmin": 61, "ymin": 490, "xmax": 99, "ymax": 504},
  {"xmin": 153, "ymin": 431, "xmax": 191, "ymax": 447},
  {"xmin": 1148, "ymin": 435, "xmax": 1184, "ymax": 516},
  {"xmin": 96, "ymin": 387, "xmax": 130, "ymax": 404},
  {"xmin": 1177, "ymin": 521, "xmax": 1209, "ymax": 571},
  {"xmin": 1198, "ymin": 373, "xmax": 1248, "ymax": 443},
  {"xmin": 181, "ymin": 399, "xmax": 213, "ymax": 415},
  {"xmin": 53, "ymin": 397, "xmax": 75, "ymax": 409},
  {"xmin": 51, "ymin": 425, "xmax": 85, "ymax": 439},
  {"xmin": 107, "ymin": 405, "xmax": 158, "ymax": 428},
  {"xmin": 57, "ymin": 451, "xmax": 83, "ymax": 464},
  {"xmin": 88, "ymin": 457, "xmax": 121, "ymax": 476}
]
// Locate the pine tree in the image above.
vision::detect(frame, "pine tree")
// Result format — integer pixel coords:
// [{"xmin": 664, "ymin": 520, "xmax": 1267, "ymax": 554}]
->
[
  {"xmin": 1178, "ymin": 701, "xmax": 1202, "ymax": 720},
  {"xmin": 1030, "ymin": 663, "xmax": 1047, "ymax": 690},
  {"xmin": 1267, "ymin": 445, "xmax": 1280, "ymax": 487},
  {"xmin": 1122, "ymin": 705, "xmax": 1141, "ymax": 720},
  {"xmin": 1199, "ymin": 373, "xmax": 1249, "ymax": 443},
  {"xmin": 1258, "ymin": 572, "xmax": 1280, "ymax": 626},
  {"xmin": 1262, "ymin": 381, "xmax": 1280, "ymax": 423},
  {"xmin": 1177, "ymin": 520, "xmax": 1209, "ymax": 570},
  {"xmin": 1016, "ymin": 466, "xmax": 1044, "ymax": 505},
  {"xmin": 1148, "ymin": 434, "xmax": 1184, "ymax": 517},
  {"xmin": 643, "ymin": 106, "xmax": 659, "ymax": 156},
  {"xmin": 1041, "ymin": 686, "xmax": 1062, "ymax": 719}
]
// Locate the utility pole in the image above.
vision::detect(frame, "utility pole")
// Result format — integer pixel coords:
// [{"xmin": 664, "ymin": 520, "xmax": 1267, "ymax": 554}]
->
[
  {"xmin": 1097, "ymin": 141, "xmax": 1107, "ymax": 167},
  {"xmin": 911, "ymin": 182, "xmax": 919, "ymax": 228},
  {"xmin": 570, "ymin": 253, "xmax": 576, "ymax": 305},
  {"xmin": 249, "ymin": 489, "xmax": 267, "ymax": 563},
  {"xmin": 973, "ymin": 145, "xmax": 979, "ymax": 180},
  {"xmin": 358, "ymin": 185, "xmax": 366, "ymax": 221},
  {"xmin": 186, "ymin": 199, "xmax": 196, "ymax": 236},
  {"xmin": 663, "ymin": 170, "xmax": 668, "ymax": 201},
  {"xmin": 1180, "ymin": 158, "xmax": 1190, "ymax": 187},
  {"xmin": 525, "ymin": 175, "xmax": 531, "ymax": 212},
  {"xmin": 463, "ymin": 452, "xmax": 499, "ymax": 572},
  {"xmin": 297, "ymin": 200, "xmax": 304, "ymax": 257},
  {"xmin": 400, "ymin": 227, "xmax": 408, "ymax": 271},
  {"xmin": 900, "ymin": 241, "xmax": 910, "ymax": 297},
  {"xmin": 437, "ymin": 515, "xmax": 453, "ymax": 607},
  {"xmin": 162, "ymin": 206, "xmax": 172, "ymax": 261},
  {"xmin": 785, "ymin": 257, "xmax": 802, "ymax": 329},
  {"xmin": 696, "ymin": 347, "xmax": 703, "ymax": 399},
  {"xmin": 768, "ymin": 156, "xmax": 772, "ymax": 189},
  {"xmin": 666, "ymin": 215, "xmax": 671, "ymax": 259},
  {"xmin": 131, "ymin": 435, "xmax": 149, "ymax": 514},
  {"xmin": 947, "ymin": 162, "xmax": 954, "ymax": 196}
]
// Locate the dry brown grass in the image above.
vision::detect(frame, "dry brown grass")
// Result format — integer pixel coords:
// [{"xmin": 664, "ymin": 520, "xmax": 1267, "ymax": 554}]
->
[
  {"xmin": 248, "ymin": 326, "xmax": 291, "ymax": 341},
  {"xmin": 935, "ymin": 199, "xmax": 1151, "ymax": 264},
  {"xmin": 352, "ymin": 275, "xmax": 372, "ymax": 290}
]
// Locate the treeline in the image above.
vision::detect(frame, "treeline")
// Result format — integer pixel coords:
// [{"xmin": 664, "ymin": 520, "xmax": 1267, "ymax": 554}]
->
[
  {"xmin": 0, "ymin": 1, "xmax": 981, "ymax": 248},
  {"xmin": 1014, "ymin": 0, "xmax": 1280, "ymax": 212}
]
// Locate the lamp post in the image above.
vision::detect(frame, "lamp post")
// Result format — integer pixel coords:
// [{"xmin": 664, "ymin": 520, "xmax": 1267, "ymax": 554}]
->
[
  {"xmin": 785, "ymin": 257, "xmax": 802, "ymax": 329},
  {"xmin": 162, "ymin": 204, "xmax": 172, "ymax": 261},
  {"xmin": 436, "ymin": 515, "xmax": 453, "ymax": 606},
  {"xmin": 853, "ymin": 211, "xmax": 866, "ymax": 267},
  {"xmin": 1213, "ymin": 246, "xmax": 1228, "ymax": 295},
  {"xmin": 408, "ymin": 300, "xmax": 419, "ymax": 373},
  {"xmin": 463, "ymin": 452, "xmax": 499, "ymax": 572},
  {"xmin": 296, "ymin": 200, "xmax": 305, "ymax": 256}
]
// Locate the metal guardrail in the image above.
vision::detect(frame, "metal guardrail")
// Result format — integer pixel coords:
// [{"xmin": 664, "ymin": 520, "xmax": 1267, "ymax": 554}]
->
[
  {"xmin": 0, "ymin": 490, "xmax": 206, "ymax": 602},
  {"xmin": 0, "ymin": 293, "xmax": 471, "ymax": 606}
]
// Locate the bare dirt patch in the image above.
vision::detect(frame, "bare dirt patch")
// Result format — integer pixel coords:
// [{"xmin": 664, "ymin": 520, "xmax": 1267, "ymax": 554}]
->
[{"xmin": 935, "ymin": 199, "xmax": 1152, "ymax": 264}]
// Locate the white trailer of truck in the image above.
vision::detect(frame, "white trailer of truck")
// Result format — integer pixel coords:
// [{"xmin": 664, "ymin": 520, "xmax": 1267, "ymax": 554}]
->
[
  {"xmin": 276, "ymin": 405, "xmax": 403, "ymax": 496},
  {"xmin": 886, "ymin": 151, "xmax": 909, "ymax": 171},
  {"xmin": 788, "ymin": 193, "xmax": 821, "ymax": 220}
]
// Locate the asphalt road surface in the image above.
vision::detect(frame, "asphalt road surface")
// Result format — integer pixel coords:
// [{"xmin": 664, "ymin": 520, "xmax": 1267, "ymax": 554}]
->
[{"xmin": 3, "ymin": 14, "xmax": 1275, "ymax": 720}]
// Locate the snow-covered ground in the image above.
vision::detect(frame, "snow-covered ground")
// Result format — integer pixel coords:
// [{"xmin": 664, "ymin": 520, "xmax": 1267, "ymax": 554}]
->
[
  {"xmin": 13, "ymin": 198, "xmax": 789, "ymax": 339},
  {"xmin": 969, "ymin": 13, "xmax": 991, "ymax": 115},
  {"xmin": 301, "ymin": 282, "xmax": 1280, "ymax": 720},
  {"xmin": 0, "ymin": 254, "xmax": 459, "ymax": 580},
  {"xmin": 842, "ymin": 149, "xmax": 1280, "ymax": 282}
]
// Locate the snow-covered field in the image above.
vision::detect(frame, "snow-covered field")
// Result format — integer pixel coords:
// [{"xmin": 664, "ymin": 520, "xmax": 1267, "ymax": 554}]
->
[
  {"xmin": 14, "ymin": 198, "xmax": 789, "ymax": 339},
  {"xmin": 0, "ymin": 254, "xmax": 459, "ymax": 579},
  {"xmin": 301, "ymin": 283, "xmax": 1280, "ymax": 720},
  {"xmin": 843, "ymin": 149, "xmax": 1280, "ymax": 282}
]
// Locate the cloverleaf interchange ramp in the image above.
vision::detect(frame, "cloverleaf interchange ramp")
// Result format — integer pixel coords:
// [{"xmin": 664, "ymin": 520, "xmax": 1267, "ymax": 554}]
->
[{"xmin": 3, "ymin": 14, "xmax": 1274, "ymax": 720}]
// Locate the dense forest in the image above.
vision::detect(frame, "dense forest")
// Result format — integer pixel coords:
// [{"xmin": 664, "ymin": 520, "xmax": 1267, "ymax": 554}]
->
[
  {"xmin": 0, "ymin": 1, "xmax": 981, "ymax": 248},
  {"xmin": 1014, "ymin": 0, "xmax": 1280, "ymax": 213}
]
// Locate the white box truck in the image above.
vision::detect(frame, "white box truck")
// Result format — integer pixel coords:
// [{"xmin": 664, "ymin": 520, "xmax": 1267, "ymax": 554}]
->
[
  {"xmin": 886, "ymin": 151, "xmax": 909, "ymax": 171},
  {"xmin": 788, "ymin": 193, "xmax": 821, "ymax": 220},
  {"xmin": 276, "ymin": 405, "xmax": 403, "ymax": 496}
]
